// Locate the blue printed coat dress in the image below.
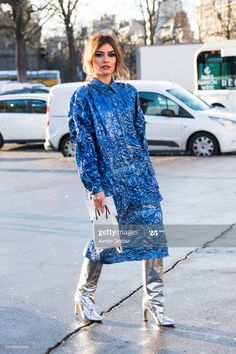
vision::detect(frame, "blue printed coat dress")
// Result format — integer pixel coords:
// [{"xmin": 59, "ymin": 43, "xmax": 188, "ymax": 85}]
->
[{"xmin": 68, "ymin": 77, "xmax": 169, "ymax": 264}]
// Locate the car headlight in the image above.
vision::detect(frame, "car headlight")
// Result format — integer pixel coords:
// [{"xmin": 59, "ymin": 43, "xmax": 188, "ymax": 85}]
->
[{"xmin": 209, "ymin": 116, "xmax": 236, "ymax": 126}]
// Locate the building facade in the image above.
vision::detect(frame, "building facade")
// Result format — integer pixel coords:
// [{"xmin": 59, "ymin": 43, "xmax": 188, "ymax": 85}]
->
[
  {"xmin": 156, "ymin": 0, "xmax": 194, "ymax": 44},
  {"xmin": 198, "ymin": 0, "xmax": 236, "ymax": 42}
]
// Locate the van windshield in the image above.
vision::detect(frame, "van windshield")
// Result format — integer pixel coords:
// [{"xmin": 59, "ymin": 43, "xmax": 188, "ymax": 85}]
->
[{"xmin": 167, "ymin": 87, "xmax": 210, "ymax": 111}]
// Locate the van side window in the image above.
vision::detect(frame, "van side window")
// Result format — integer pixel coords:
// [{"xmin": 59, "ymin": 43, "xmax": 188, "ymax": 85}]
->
[
  {"xmin": 138, "ymin": 92, "xmax": 159, "ymax": 115},
  {"xmin": 138, "ymin": 91, "xmax": 192, "ymax": 117},
  {"xmin": 0, "ymin": 101, "xmax": 5, "ymax": 113},
  {"xmin": 30, "ymin": 100, "xmax": 47, "ymax": 113},
  {"xmin": 5, "ymin": 99, "xmax": 28, "ymax": 113}
]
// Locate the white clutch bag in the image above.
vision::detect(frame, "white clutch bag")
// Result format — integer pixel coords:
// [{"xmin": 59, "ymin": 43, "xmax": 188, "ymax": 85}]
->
[{"xmin": 86, "ymin": 196, "xmax": 123, "ymax": 253}]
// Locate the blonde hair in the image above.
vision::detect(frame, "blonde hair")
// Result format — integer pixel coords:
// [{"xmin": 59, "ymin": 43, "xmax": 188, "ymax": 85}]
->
[{"xmin": 83, "ymin": 34, "xmax": 130, "ymax": 80}]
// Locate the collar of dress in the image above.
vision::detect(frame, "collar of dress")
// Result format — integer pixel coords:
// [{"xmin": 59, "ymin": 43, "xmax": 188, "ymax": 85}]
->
[{"xmin": 89, "ymin": 77, "xmax": 117, "ymax": 93}]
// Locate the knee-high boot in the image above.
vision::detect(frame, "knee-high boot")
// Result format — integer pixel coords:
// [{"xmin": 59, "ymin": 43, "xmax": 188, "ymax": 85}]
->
[
  {"xmin": 74, "ymin": 257, "xmax": 103, "ymax": 322},
  {"xmin": 142, "ymin": 258, "xmax": 175, "ymax": 326}
]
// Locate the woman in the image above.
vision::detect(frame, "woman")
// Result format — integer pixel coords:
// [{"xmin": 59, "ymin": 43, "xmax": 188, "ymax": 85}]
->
[{"xmin": 68, "ymin": 34, "xmax": 175, "ymax": 327}]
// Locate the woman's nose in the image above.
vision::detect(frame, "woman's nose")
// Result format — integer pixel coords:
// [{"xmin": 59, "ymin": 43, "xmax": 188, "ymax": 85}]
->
[{"xmin": 103, "ymin": 54, "xmax": 110, "ymax": 62}]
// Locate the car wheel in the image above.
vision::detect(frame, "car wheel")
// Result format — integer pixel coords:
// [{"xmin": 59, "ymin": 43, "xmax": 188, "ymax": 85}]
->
[
  {"xmin": 188, "ymin": 132, "xmax": 219, "ymax": 156},
  {"xmin": 0, "ymin": 134, "xmax": 4, "ymax": 149},
  {"xmin": 60, "ymin": 136, "xmax": 75, "ymax": 157},
  {"xmin": 211, "ymin": 103, "xmax": 225, "ymax": 108}
]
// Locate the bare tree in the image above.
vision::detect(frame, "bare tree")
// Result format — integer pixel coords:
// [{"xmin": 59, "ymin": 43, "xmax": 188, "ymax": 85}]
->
[
  {"xmin": 0, "ymin": 0, "xmax": 54, "ymax": 81},
  {"xmin": 137, "ymin": 0, "xmax": 167, "ymax": 45},
  {"xmin": 55, "ymin": 0, "xmax": 80, "ymax": 82},
  {"xmin": 197, "ymin": 4, "xmax": 204, "ymax": 43},
  {"xmin": 120, "ymin": 38, "xmax": 136, "ymax": 78},
  {"xmin": 0, "ymin": 0, "xmax": 31, "ymax": 81},
  {"xmin": 216, "ymin": 0, "xmax": 236, "ymax": 39},
  {"xmin": 166, "ymin": 10, "xmax": 194, "ymax": 44}
]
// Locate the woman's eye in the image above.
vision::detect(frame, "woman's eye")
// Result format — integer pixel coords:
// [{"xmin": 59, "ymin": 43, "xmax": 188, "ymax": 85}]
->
[{"xmin": 95, "ymin": 52, "xmax": 116, "ymax": 58}]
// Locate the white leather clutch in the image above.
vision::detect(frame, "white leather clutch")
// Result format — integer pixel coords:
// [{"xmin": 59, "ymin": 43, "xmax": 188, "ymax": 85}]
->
[
  {"xmin": 85, "ymin": 195, "xmax": 122, "ymax": 253},
  {"xmin": 86, "ymin": 195, "xmax": 118, "ymax": 220}
]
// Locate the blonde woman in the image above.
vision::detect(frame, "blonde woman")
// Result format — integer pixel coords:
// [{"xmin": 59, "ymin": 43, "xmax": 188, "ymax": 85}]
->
[{"xmin": 68, "ymin": 34, "xmax": 175, "ymax": 327}]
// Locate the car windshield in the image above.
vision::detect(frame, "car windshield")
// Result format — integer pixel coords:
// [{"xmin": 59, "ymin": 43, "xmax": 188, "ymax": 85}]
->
[{"xmin": 167, "ymin": 87, "xmax": 210, "ymax": 111}]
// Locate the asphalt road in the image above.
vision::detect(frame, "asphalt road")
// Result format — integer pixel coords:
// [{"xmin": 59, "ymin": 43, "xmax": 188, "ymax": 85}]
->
[{"xmin": 0, "ymin": 145, "xmax": 236, "ymax": 354}]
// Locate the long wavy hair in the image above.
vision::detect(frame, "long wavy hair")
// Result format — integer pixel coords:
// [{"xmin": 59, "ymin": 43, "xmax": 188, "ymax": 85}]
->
[{"xmin": 83, "ymin": 33, "xmax": 130, "ymax": 80}]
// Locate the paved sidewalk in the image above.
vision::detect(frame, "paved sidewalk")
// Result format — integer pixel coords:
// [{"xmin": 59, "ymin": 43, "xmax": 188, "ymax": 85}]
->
[{"xmin": 48, "ymin": 226, "xmax": 236, "ymax": 354}]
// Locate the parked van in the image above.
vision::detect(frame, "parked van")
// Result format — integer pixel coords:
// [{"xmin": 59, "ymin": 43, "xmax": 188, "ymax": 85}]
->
[
  {"xmin": 0, "ymin": 93, "xmax": 48, "ymax": 149},
  {"xmin": 44, "ymin": 80, "xmax": 236, "ymax": 157},
  {"xmin": 44, "ymin": 82, "xmax": 84, "ymax": 156}
]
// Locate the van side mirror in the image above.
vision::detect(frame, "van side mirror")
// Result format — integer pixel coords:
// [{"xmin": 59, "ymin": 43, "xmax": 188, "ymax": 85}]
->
[{"xmin": 161, "ymin": 109, "xmax": 175, "ymax": 117}]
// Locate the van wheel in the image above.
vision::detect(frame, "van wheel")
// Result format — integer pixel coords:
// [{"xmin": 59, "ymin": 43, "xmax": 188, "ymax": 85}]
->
[
  {"xmin": 0, "ymin": 134, "xmax": 4, "ymax": 149},
  {"xmin": 211, "ymin": 103, "xmax": 225, "ymax": 108},
  {"xmin": 188, "ymin": 132, "xmax": 219, "ymax": 156},
  {"xmin": 60, "ymin": 136, "xmax": 75, "ymax": 157}
]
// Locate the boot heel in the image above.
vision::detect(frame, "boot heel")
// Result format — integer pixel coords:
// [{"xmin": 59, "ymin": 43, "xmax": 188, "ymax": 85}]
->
[
  {"xmin": 143, "ymin": 307, "xmax": 148, "ymax": 321},
  {"xmin": 74, "ymin": 299, "xmax": 102, "ymax": 322}
]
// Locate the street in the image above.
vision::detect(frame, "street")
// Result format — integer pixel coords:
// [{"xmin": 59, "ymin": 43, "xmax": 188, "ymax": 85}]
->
[{"xmin": 0, "ymin": 145, "xmax": 236, "ymax": 354}]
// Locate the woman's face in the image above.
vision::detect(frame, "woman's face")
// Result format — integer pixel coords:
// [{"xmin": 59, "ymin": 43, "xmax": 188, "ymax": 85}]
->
[{"xmin": 92, "ymin": 43, "xmax": 116, "ymax": 80}]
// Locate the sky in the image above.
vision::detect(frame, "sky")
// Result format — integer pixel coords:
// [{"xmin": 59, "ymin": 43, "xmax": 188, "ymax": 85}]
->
[
  {"xmin": 42, "ymin": 0, "xmax": 201, "ymax": 39},
  {"xmin": 76, "ymin": 0, "xmax": 200, "ymax": 23}
]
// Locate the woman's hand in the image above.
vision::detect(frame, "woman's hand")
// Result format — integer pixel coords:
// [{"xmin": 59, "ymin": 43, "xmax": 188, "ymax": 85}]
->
[{"xmin": 92, "ymin": 191, "xmax": 106, "ymax": 214}]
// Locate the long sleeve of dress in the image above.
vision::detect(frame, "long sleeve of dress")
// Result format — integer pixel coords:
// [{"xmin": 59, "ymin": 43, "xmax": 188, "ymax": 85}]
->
[
  {"xmin": 133, "ymin": 90, "xmax": 150, "ymax": 156},
  {"xmin": 68, "ymin": 91, "xmax": 103, "ymax": 194}
]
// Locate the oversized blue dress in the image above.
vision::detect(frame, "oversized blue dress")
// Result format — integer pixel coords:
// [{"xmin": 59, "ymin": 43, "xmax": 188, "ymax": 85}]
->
[{"xmin": 68, "ymin": 77, "xmax": 169, "ymax": 264}]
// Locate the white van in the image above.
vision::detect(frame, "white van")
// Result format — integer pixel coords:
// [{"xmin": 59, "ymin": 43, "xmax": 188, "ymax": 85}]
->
[
  {"xmin": 44, "ymin": 82, "xmax": 84, "ymax": 156},
  {"xmin": 44, "ymin": 80, "xmax": 236, "ymax": 157},
  {"xmin": 0, "ymin": 93, "xmax": 48, "ymax": 149}
]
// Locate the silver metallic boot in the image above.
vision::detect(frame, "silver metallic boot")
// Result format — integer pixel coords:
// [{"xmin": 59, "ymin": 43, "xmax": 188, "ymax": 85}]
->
[
  {"xmin": 142, "ymin": 258, "xmax": 175, "ymax": 326},
  {"xmin": 74, "ymin": 258, "xmax": 103, "ymax": 322}
]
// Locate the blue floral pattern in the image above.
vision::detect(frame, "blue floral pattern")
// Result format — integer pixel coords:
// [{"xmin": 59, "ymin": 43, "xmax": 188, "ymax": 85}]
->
[{"xmin": 68, "ymin": 78, "xmax": 169, "ymax": 264}]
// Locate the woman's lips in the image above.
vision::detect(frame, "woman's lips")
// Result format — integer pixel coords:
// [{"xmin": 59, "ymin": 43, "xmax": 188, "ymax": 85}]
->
[{"xmin": 102, "ymin": 66, "xmax": 111, "ymax": 69}]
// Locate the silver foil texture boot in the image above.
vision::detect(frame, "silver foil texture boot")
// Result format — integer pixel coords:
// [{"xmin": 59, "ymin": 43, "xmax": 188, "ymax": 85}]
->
[
  {"xmin": 74, "ymin": 258, "xmax": 103, "ymax": 322},
  {"xmin": 142, "ymin": 258, "xmax": 175, "ymax": 327}
]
